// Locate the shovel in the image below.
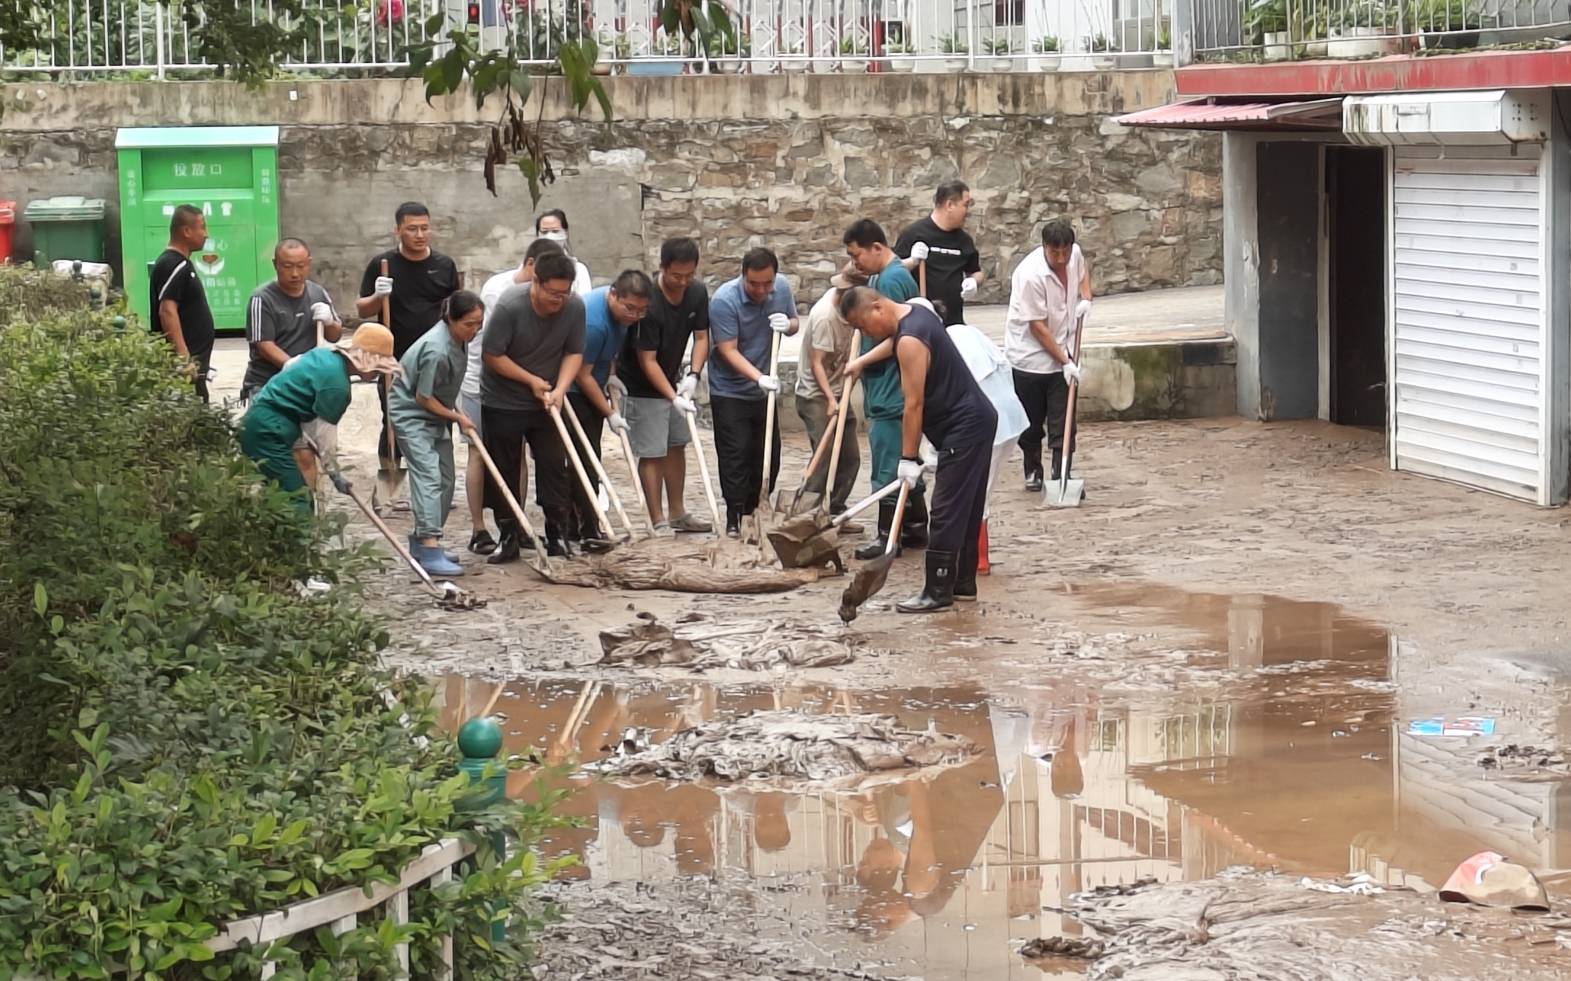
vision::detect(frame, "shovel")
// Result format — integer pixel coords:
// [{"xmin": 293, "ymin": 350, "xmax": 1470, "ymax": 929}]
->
[
  {"xmin": 373, "ymin": 258, "xmax": 406, "ymax": 511},
  {"xmin": 561, "ymin": 397, "xmax": 639, "ymax": 541},
  {"xmin": 549, "ymin": 402, "xmax": 619, "ymax": 551},
  {"xmin": 837, "ymin": 479, "xmax": 911, "ymax": 623},
  {"xmin": 683, "ymin": 407, "xmax": 725, "ymax": 533},
  {"xmin": 1043, "ymin": 308, "xmax": 1088, "ymax": 509},
  {"xmin": 769, "ymin": 477, "xmax": 901, "ymax": 570},
  {"xmin": 465, "ymin": 432, "xmax": 554, "ymax": 577},
  {"xmin": 611, "ymin": 391, "xmax": 659, "ymax": 537},
  {"xmin": 818, "ymin": 329, "xmax": 860, "ymax": 518},
  {"xmin": 754, "ymin": 329, "xmax": 784, "ymax": 553},
  {"xmin": 773, "ymin": 410, "xmax": 837, "ymax": 516}
]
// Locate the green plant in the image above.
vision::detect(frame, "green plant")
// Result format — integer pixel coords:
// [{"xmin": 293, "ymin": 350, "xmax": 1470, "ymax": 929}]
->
[
  {"xmin": 1032, "ymin": 35, "xmax": 1060, "ymax": 53},
  {"xmin": 0, "ymin": 271, "xmax": 576, "ymax": 976},
  {"xmin": 936, "ymin": 32, "xmax": 969, "ymax": 53},
  {"xmin": 1088, "ymin": 31, "xmax": 1112, "ymax": 51},
  {"xmin": 984, "ymin": 35, "xmax": 1014, "ymax": 54},
  {"xmin": 1413, "ymin": 0, "xmax": 1474, "ymax": 31},
  {"xmin": 840, "ymin": 34, "xmax": 867, "ymax": 56},
  {"xmin": 1246, "ymin": 0, "xmax": 1289, "ymax": 33},
  {"xmin": 1158, "ymin": 24, "xmax": 1171, "ymax": 47},
  {"xmin": 885, "ymin": 38, "xmax": 912, "ymax": 54}
]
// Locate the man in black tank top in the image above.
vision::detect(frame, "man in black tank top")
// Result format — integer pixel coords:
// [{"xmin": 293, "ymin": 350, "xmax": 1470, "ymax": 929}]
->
[{"xmin": 840, "ymin": 287, "xmax": 997, "ymax": 613}]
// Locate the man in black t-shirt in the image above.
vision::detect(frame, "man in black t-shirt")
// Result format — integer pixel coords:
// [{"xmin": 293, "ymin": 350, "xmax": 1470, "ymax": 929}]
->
[
  {"xmin": 356, "ymin": 201, "xmax": 461, "ymax": 464},
  {"xmin": 148, "ymin": 204, "xmax": 217, "ymax": 403},
  {"xmin": 616, "ymin": 237, "xmax": 713, "ymax": 534},
  {"xmin": 894, "ymin": 180, "xmax": 986, "ymax": 327}
]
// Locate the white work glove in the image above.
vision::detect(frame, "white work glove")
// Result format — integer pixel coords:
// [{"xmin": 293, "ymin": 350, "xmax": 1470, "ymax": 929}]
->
[
  {"xmin": 1075, "ymin": 298, "xmax": 1092, "ymax": 322},
  {"xmin": 756, "ymin": 374, "xmax": 780, "ymax": 394},
  {"xmin": 673, "ymin": 395, "xmax": 697, "ymax": 415},
  {"xmin": 676, "ymin": 372, "xmax": 699, "ymax": 399},
  {"xmin": 373, "ymin": 275, "xmax": 394, "ymax": 297},
  {"xmin": 1062, "ymin": 360, "xmax": 1084, "ymax": 385},
  {"xmin": 897, "ymin": 457, "xmax": 924, "ymax": 485},
  {"xmin": 607, "ymin": 412, "xmax": 628, "ymax": 435},
  {"xmin": 283, "ymin": 354, "xmax": 302, "ymax": 370},
  {"xmin": 606, "ymin": 375, "xmax": 627, "ymax": 400},
  {"xmin": 768, "ymin": 312, "xmax": 791, "ymax": 334},
  {"xmin": 310, "ymin": 301, "xmax": 335, "ymax": 324},
  {"xmin": 910, "ymin": 242, "xmax": 930, "ymax": 262},
  {"xmin": 960, "ymin": 277, "xmax": 978, "ymax": 300}
]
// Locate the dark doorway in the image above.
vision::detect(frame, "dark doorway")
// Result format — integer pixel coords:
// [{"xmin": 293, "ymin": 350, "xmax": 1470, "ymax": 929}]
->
[{"xmin": 1326, "ymin": 146, "xmax": 1388, "ymax": 428}]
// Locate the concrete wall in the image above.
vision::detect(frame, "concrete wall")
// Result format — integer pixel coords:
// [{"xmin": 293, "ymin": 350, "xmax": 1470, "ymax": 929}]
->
[
  {"xmin": 1222, "ymin": 133, "xmax": 1263, "ymax": 421},
  {"xmin": 2, "ymin": 73, "xmax": 1221, "ymax": 317}
]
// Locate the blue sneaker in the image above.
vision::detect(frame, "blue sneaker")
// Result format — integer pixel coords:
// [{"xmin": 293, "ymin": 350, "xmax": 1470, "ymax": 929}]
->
[{"xmin": 410, "ymin": 542, "xmax": 464, "ymax": 578}]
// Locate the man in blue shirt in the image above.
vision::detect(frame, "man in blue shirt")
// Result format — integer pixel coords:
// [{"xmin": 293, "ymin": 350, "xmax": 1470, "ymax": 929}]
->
[
  {"xmin": 568, "ymin": 270, "xmax": 653, "ymax": 545},
  {"xmin": 706, "ymin": 247, "xmax": 799, "ymax": 537}
]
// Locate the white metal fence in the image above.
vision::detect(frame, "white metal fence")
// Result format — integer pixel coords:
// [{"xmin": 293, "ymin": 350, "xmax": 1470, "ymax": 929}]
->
[
  {"xmin": 0, "ymin": 0, "xmax": 1172, "ymax": 77},
  {"xmin": 1190, "ymin": 0, "xmax": 1571, "ymax": 60}
]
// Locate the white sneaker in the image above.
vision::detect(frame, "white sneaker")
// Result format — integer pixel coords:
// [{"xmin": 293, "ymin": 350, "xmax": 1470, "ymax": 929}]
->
[{"xmin": 652, "ymin": 520, "xmax": 676, "ymax": 538}]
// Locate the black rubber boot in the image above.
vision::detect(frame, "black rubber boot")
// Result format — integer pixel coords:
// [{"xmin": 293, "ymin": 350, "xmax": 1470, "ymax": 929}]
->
[
  {"xmin": 954, "ymin": 564, "xmax": 978, "ymax": 602},
  {"xmin": 1024, "ymin": 448, "xmax": 1044, "ymax": 491},
  {"xmin": 898, "ymin": 549, "xmax": 956, "ymax": 614},
  {"xmin": 900, "ymin": 489, "xmax": 929, "ymax": 550},
  {"xmin": 487, "ymin": 521, "xmax": 521, "ymax": 565},
  {"xmin": 855, "ymin": 498, "xmax": 899, "ymax": 560}
]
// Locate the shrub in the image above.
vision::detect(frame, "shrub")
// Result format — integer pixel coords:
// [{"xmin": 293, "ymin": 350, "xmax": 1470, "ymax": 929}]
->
[{"xmin": 0, "ymin": 271, "xmax": 572, "ymax": 977}]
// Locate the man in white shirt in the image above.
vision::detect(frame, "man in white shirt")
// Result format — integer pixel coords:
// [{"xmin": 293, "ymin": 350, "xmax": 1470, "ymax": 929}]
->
[
  {"xmin": 459, "ymin": 236, "xmax": 565, "ymax": 554},
  {"xmin": 1004, "ymin": 219, "xmax": 1092, "ymax": 491}
]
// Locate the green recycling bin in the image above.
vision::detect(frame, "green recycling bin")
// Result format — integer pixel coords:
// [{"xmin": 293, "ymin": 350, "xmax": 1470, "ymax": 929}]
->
[
  {"xmin": 24, "ymin": 196, "xmax": 108, "ymax": 267},
  {"xmin": 116, "ymin": 126, "xmax": 281, "ymax": 333}
]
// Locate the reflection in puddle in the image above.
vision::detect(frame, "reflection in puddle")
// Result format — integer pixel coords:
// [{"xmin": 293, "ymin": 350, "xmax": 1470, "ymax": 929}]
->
[{"xmin": 437, "ymin": 590, "xmax": 1571, "ymax": 978}]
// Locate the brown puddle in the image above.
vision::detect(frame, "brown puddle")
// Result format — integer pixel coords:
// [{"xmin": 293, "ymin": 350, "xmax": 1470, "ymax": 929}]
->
[{"xmin": 436, "ymin": 589, "xmax": 1571, "ymax": 978}]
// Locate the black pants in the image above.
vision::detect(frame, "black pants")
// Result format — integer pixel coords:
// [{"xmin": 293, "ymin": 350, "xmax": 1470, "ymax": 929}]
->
[
  {"xmin": 480, "ymin": 404, "xmax": 573, "ymax": 540},
  {"xmin": 191, "ymin": 343, "xmax": 214, "ymax": 404},
  {"xmin": 1013, "ymin": 369, "xmax": 1075, "ymax": 478},
  {"xmin": 566, "ymin": 392, "xmax": 606, "ymax": 538},
  {"xmin": 929, "ymin": 441, "xmax": 992, "ymax": 580},
  {"xmin": 710, "ymin": 394, "xmax": 781, "ymax": 515}
]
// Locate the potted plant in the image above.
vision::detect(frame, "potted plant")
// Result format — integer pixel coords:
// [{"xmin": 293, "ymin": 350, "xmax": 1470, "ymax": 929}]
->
[
  {"xmin": 1032, "ymin": 35, "xmax": 1061, "ymax": 70},
  {"xmin": 885, "ymin": 38, "xmax": 916, "ymax": 72},
  {"xmin": 1326, "ymin": 0, "xmax": 1400, "ymax": 56},
  {"xmin": 592, "ymin": 31, "xmax": 617, "ymax": 75},
  {"xmin": 984, "ymin": 34, "xmax": 1015, "ymax": 70},
  {"xmin": 937, "ymin": 32, "xmax": 969, "ymax": 70},
  {"xmin": 1246, "ymin": 0, "xmax": 1291, "ymax": 60},
  {"xmin": 1416, "ymin": 0, "xmax": 1481, "ymax": 48},
  {"xmin": 1153, "ymin": 25, "xmax": 1173, "ymax": 66},
  {"xmin": 629, "ymin": 30, "xmax": 687, "ymax": 75},
  {"xmin": 840, "ymin": 34, "xmax": 869, "ymax": 71},
  {"xmin": 1088, "ymin": 32, "xmax": 1115, "ymax": 69},
  {"xmin": 779, "ymin": 37, "xmax": 809, "ymax": 72},
  {"xmin": 716, "ymin": 32, "xmax": 751, "ymax": 72}
]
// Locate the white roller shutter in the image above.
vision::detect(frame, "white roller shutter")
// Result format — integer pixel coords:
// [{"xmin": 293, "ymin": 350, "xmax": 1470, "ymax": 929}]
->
[{"xmin": 1390, "ymin": 143, "xmax": 1549, "ymax": 502}]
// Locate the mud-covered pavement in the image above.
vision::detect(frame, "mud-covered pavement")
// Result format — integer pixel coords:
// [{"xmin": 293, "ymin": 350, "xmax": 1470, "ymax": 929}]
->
[{"xmin": 220, "ymin": 339, "xmax": 1571, "ymax": 979}]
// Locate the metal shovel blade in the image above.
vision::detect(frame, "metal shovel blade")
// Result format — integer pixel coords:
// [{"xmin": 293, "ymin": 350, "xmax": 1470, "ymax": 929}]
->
[
  {"xmin": 768, "ymin": 518, "xmax": 841, "ymax": 570},
  {"xmin": 1043, "ymin": 476, "xmax": 1085, "ymax": 508},
  {"xmin": 838, "ymin": 550, "xmax": 897, "ymax": 623}
]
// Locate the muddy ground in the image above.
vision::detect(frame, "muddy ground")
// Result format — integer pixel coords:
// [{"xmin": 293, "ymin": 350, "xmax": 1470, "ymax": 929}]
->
[{"xmin": 211, "ymin": 349, "xmax": 1571, "ymax": 978}]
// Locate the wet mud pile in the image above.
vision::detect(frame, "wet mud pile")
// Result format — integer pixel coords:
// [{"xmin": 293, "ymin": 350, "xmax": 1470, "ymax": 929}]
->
[
  {"xmin": 1038, "ymin": 870, "xmax": 1571, "ymax": 981},
  {"xmin": 588, "ymin": 710, "xmax": 977, "ymax": 785},
  {"xmin": 598, "ymin": 612, "xmax": 855, "ymax": 671},
  {"xmin": 544, "ymin": 539, "xmax": 831, "ymax": 594}
]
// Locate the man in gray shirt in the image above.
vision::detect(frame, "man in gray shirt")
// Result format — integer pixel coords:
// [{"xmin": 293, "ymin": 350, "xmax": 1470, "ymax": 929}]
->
[
  {"xmin": 241, "ymin": 238, "xmax": 343, "ymax": 399},
  {"xmin": 479, "ymin": 251, "xmax": 587, "ymax": 563}
]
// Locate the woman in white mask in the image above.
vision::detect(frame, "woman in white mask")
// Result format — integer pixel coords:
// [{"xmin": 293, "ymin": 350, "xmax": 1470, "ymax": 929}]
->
[{"xmin": 534, "ymin": 209, "xmax": 593, "ymax": 297}]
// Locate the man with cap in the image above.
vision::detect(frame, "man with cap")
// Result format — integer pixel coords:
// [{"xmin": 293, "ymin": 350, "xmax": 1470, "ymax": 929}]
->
[
  {"xmin": 240, "ymin": 323, "xmax": 403, "ymax": 513},
  {"xmin": 844, "ymin": 217, "xmax": 927, "ymax": 559},
  {"xmin": 706, "ymin": 247, "xmax": 799, "ymax": 538},
  {"xmin": 839, "ymin": 286, "xmax": 997, "ymax": 613}
]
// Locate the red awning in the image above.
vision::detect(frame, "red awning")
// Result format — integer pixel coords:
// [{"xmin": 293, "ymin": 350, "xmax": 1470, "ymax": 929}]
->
[{"xmin": 1116, "ymin": 97, "xmax": 1344, "ymax": 132}]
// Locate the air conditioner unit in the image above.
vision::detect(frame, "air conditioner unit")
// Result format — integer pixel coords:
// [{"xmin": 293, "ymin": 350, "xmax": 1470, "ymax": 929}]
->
[{"xmin": 1343, "ymin": 89, "xmax": 1550, "ymax": 146}]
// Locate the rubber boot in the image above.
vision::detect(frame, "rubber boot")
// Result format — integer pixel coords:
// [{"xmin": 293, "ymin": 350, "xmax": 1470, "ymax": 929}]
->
[
  {"xmin": 545, "ymin": 519, "xmax": 575, "ymax": 558},
  {"xmin": 412, "ymin": 534, "xmax": 460, "ymax": 565},
  {"xmin": 411, "ymin": 542, "xmax": 464, "ymax": 578},
  {"xmin": 487, "ymin": 521, "xmax": 521, "ymax": 565},
  {"xmin": 855, "ymin": 498, "xmax": 899, "ymax": 560},
  {"xmin": 900, "ymin": 489, "xmax": 929, "ymax": 550},
  {"xmin": 897, "ymin": 548, "xmax": 956, "ymax": 614},
  {"xmin": 976, "ymin": 519, "xmax": 991, "ymax": 577},
  {"xmin": 1024, "ymin": 449, "xmax": 1043, "ymax": 492}
]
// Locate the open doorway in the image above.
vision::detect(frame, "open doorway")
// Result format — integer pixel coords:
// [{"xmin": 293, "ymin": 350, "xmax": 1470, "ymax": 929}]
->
[{"xmin": 1326, "ymin": 146, "xmax": 1388, "ymax": 428}]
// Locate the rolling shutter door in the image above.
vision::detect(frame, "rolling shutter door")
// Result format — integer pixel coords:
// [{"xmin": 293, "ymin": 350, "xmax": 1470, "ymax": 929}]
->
[{"xmin": 1391, "ymin": 143, "xmax": 1547, "ymax": 502}]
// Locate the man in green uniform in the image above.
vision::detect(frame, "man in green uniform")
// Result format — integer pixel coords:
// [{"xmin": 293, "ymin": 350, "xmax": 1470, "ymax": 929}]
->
[
  {"xmin": 842, "ymin": 218, "xmax": 927, "ymax": 560},
  {"xmin": 240, "ymin": 323, "xmax": 402, "ymax": 512},
  {"xmin": 391, "ymin": 291, "xmax": 485, "ymax": 578}
]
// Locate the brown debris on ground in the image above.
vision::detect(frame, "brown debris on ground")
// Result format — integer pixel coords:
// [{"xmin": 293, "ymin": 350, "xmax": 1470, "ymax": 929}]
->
[
  {"xmin": 597, "ymin": 611, "xmax": 855, "ymax": 672},
  {"xmin": 587, "ymin": 709, "xmax": 977, "ymax": 785},
  {"xmin": 544, "ymin": 538, "xmax": 832, "ymax": 594},
  {"xmin": 1050, "ymin": 870, "xmax": 1571, "ymax": 981}
]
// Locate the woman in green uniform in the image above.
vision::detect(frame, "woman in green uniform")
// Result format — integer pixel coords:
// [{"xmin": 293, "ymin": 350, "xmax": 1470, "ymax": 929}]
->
[
  {"xmin": 389, "ymin": 291, "xmax": 484, "ymax": 578},
  {"xmin": 241, "ymin": 323, "xmax": 401, "ymax": 512}
]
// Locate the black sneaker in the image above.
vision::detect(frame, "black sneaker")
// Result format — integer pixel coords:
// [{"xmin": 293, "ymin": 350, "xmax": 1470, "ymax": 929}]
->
[
  {"xmin": 725, "ymin": 515, "xmax": 741, "ymax": 539},
  {"xmin": 1024, "ymin": 472, "xmax": 1043, "ymax": 493}
]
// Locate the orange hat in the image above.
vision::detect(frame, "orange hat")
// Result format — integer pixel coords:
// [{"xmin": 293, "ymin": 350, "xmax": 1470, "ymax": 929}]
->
[{"xmin": 347, "ymin": 322, "xmax": 394, "ymax": 357}]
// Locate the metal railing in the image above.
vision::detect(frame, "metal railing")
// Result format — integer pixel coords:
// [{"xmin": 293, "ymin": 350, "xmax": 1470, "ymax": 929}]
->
[
  {"xmin": 1190, "ymin": 0, "xmax": 1571, "ymax": 61},
  {"xmin": 0, "ymin": 0, "xmax": 1173, "ymax": 77}
]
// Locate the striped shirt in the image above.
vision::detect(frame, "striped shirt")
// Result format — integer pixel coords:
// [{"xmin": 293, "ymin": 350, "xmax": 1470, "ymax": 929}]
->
[
  {"xmin": 148, "ymin": 248, "xmax": 215, "ymax": 353},
  {"xmin": 241, "ymin": 280, "xmax": 336, "ymax": 398}
]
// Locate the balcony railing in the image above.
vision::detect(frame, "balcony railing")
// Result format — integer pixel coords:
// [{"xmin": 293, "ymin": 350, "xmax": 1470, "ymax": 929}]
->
[
  {"xmin": 1189, "ymin": 0, "xmax": 1571, "ymax": 62},
  {"xmin": 0, "ymin": 0, "xmax": 1173, "ymax": 77}
]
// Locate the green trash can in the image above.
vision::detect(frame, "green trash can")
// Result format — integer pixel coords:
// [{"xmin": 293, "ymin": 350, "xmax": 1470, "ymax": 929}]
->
[{"xmin": 24, "ymin": 196, "xmax": 108, "ymax": 267}]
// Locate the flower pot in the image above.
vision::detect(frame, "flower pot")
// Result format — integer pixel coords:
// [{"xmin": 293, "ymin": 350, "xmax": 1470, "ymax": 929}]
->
[
  {"xmin": 1151, "ymin": 51, "xmax": 1173, "ymax": 66},
  {"xmin": 1092, "ymin": 53, "xmax": 1116, "ymax": 69},
  {"xmin": 840, "ymin": 58, "xmax": 869, "ymax": 72},
  {"xmin": 780, "ymin": 58, "xmax": 809, "ymax": 73},
  {"xmin": 628, "ymin": 57, "xmax": 684, "ymax": 75},
  {"xmin": 889, "ymin": 56, "xmax": 916, "ymax": 71},
  {"xmin": 943, "ymin": 56, "xmax": 968, "ymax": 70},
  {"xmin": 1034, "ymin": 53, "xmax": 1061, "ymax": 70},
  {"xmin": 990, "ymin": 56, "xmax": 1014, "ymax": 70},
  {"xmin": 1263, "ymin": 30, "xmax": 1290, "ymax": 60},
  {"xmin": 717, "ymin": 59, "xmax": 746, "ymax": 73},
  {"xmin": 1326, "ymin": 26, "xmax": 1395, "ymax": 58},
  {"xmin": 1420, "ymin": 30, "xmax": 1480, "ymax": 48}
]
